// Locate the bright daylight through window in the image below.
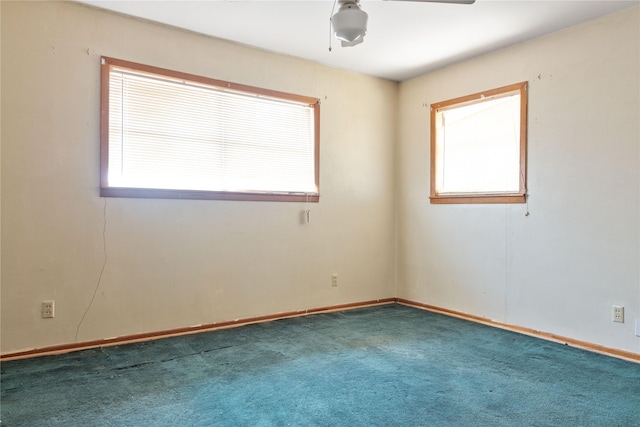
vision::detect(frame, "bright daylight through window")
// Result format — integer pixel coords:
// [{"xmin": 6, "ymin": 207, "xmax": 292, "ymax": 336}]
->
[
  {"xmin": 430, "ymin": 82, "xmax": 528, "ymax": 204},
  {"xmin": 100, "ymin": 57, "xmax": 320, "ymax": 202}
]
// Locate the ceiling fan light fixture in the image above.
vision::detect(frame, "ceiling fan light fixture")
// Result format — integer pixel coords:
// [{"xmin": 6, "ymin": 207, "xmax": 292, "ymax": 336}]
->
[
  {"xmin": 341, "ymin": 38, "xmax": 364, "ymax": 47},
  {"xmin": 331, "ymin": 2, "xmax": 368, "ymax": 44}
]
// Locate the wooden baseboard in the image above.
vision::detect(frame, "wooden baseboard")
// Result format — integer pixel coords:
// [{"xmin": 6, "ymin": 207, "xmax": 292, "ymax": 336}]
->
[
  {"xmin": 4, "ymin": 298, "xmax": 638, "ymax": 364},
  {"xmin": 397, "ymin": 298, "xmax": 640, "ymax": 364},
  {"xmin": 0, "ymin": 298, "xmax": 396, "ymax": 361}
]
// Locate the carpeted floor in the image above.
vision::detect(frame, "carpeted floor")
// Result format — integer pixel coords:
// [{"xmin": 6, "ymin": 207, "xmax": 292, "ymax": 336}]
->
[{"xmin": 2, "ymin": 304, "xmax": 639, "ymax": 426}]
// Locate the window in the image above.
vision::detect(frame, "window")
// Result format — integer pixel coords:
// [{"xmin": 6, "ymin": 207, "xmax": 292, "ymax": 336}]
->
[
  {"xmin": 430, "ymin": 82, "xmax": 528, "ymax": 204},
  {"xmin": 100, "ymin": 57, "xmax": 320, "ymax": 202}
]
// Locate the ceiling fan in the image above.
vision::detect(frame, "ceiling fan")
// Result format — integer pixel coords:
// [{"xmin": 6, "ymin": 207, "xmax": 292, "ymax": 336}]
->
[{"xmin": 330, "ymin": 0, "xmax": 476, "ymax": 47}]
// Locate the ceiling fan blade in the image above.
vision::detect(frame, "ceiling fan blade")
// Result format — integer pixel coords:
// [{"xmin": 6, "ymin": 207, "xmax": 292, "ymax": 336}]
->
[{"xmin": 384, "ymin": 0, "xmax": 475, "ymax": 4}]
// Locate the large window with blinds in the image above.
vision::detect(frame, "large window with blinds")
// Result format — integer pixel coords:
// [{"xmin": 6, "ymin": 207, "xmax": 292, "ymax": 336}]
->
[{"xmin": 100, "ymin": 57, "xmax": 320, "ymax": 202}]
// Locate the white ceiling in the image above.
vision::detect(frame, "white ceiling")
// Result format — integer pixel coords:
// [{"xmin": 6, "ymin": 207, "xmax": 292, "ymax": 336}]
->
[{"xmin": 78, "ymin": 0, "xmax": 638, "ymax": 81}]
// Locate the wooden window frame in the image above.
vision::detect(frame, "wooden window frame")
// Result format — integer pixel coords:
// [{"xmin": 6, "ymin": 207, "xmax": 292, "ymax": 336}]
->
[
  {"xmin": 429, "ymin": 82, "xmax": 528, "ymax": 204},
  {"xmin": 100, "ymin": 57, "xmax": 320, "ymax": 203}
]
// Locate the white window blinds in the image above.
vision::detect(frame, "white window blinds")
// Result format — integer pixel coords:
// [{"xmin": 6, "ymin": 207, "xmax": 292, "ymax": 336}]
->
[{"xmin": 104, "ymin": 60, "xmax": 318, "ymax": 198}]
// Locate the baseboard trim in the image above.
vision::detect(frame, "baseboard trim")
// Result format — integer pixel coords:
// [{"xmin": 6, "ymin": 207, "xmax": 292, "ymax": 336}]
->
[
  {"xmin": 397, "ymin": 298, "xmax": 640, "ymax": 364},
  {"xmin": 0, "ymin": 298, "xmax": 396, "ymax": 361},
  {"xmin": 4, "ymin": 298, "xmax": 638, "ymax": 363}
]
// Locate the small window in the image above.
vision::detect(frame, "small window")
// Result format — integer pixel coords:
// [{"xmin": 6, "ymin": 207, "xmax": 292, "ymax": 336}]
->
[
  {"xmin": 100, "ymin": 57, "xmax": 320, "ymax": 202},
  {"xmin": 430, "ymin": 82, "xmax": 528, "ymax": 204}
]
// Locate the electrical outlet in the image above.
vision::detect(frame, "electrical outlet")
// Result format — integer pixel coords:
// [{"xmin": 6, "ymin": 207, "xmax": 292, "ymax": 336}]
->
[
  {"xmin": 42, "ymin": 301, "xmax": 55, "ymax": 318},
  {"xmin": 612, "ymin": 305, "xmax": 624, "ymax": 323},
  {"xmin": 331, "ymin": 274, "xmax": 338, "ymax": 287}
]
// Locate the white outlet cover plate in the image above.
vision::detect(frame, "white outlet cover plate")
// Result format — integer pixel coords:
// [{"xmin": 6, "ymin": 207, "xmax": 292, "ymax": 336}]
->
[{"xmin": 612, "ymin": 305, "xmax": 624, "ymax": 323}]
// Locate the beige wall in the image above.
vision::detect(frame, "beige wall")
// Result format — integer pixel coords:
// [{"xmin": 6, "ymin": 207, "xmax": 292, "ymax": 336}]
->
[
  {"xmin": 397, "ymin": 7, "xmax": 640, "ymax": 353},
  {"xmin": 0, "ymin": 1, "xmax": 398, "ymax": 353},
  {"xmin": 2, "ymin": 2, "xmax": 639, "ymax": 357}
]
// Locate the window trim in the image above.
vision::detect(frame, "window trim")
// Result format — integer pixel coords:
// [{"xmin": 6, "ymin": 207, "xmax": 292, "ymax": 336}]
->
[
  {"xmin": 100, "ymin": 56, "xmax": 320, "ymax": 202},
  {"xmin": 429, "ymin": 81, "xmax": 528, "ymax": 205}
]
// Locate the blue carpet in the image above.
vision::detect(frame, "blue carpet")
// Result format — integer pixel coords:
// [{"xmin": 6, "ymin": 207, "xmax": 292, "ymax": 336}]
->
[{"xmin": 2, "ymin": 304, "xmax": 639, "ymax": 426}]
